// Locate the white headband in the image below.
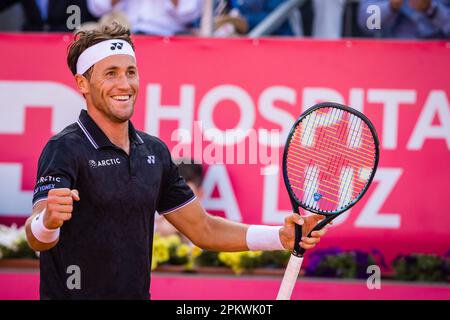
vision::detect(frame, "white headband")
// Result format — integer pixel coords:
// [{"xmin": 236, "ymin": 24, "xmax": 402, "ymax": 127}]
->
[{"xmin": 76, "ymin": 39, "xmax": 136, "ymax": 75}]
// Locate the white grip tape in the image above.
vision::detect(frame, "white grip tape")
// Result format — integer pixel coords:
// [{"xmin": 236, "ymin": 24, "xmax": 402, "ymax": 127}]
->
[
  {"xmin": 30, "ymin": 208, "xmax": 60, "ymax": 243},
  {"xmin": 276, "ymin": 255, "xmax": 303, "ymax": 300}
]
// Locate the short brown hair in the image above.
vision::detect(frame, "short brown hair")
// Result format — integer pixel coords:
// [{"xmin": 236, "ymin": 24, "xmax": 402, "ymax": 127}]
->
[{"xmin": 67, "ymin": 22, "xmax": 135, "ymax": 77}]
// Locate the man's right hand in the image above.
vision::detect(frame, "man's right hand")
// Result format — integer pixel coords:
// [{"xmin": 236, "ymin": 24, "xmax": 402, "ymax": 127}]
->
[{"xmin": 44, "ymin": 188, "xmax": 80, "ymax": 229}]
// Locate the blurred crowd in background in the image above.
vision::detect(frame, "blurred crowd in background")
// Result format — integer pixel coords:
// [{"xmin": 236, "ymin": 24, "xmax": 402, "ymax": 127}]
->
[{"xmin": 0, "ymin": 0, "xmax": 449, "ymax": 39}]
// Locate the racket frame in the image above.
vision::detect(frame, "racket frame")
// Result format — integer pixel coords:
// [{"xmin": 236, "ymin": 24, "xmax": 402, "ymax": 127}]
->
[
  {"xmin": 277, "ymin": 102, "xmax": 380, "ymax": 299},
  {"xmin": 282, "ymin": 102, "xmax": 380, "ymax": 217},
  {"xmin": 277, "ymin": 102, "xmax": 380, "ymax": 300},
  {"xmin": 282, "ymin": 102, "xmax": 379, "ymax": 258}
]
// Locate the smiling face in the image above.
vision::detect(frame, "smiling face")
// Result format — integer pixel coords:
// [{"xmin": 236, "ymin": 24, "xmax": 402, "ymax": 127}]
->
[{"xmin": 76, "ymin": 54, "xmax": 139, "ymax": 123}]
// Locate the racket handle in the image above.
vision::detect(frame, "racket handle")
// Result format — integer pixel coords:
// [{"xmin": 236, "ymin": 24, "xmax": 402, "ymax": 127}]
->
[
  {"xmin": 276, "ymin": 254, "xmax": 304, "ymax": 300},
  {"xmin": 292, "ymin": 223, "xmax": 302, "ymax": 257},
  {"xmin": 297, "ymin": 246, "xmax": 306, "ymax": 257}
]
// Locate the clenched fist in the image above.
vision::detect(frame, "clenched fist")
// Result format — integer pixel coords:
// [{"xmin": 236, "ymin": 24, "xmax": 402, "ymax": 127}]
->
[
  {"xmin": 279, "ymin": 214, "xmax": 330, "ymax": 251},
  {"xmin": 44, "ymin": 188, "xmax": 80, "ymax": 229}
]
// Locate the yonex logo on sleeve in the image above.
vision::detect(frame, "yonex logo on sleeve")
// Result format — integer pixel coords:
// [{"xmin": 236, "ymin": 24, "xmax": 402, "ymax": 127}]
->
[{"xmin": 35, "ymin": 184, "xmax": 56, "ymax": 193}]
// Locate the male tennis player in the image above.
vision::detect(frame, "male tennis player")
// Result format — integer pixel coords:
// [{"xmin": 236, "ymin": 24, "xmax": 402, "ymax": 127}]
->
[{"xmin": 25, "ymin": 23, "xmax": 328, "ymax": 299}]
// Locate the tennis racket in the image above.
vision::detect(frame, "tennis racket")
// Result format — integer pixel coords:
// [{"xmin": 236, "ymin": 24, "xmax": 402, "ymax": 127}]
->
[{"xmin": 276, "ymin": 102, "xmax": 380, "ymax": 300}]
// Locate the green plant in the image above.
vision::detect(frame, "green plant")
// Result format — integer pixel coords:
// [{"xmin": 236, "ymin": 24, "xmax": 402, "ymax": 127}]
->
[
  {"xmin": 259, "ymin": 250, "xmax": 290, "ymax": 268},
  {"xmin": 217, "ymin": 251, "xmax": 263, "ymax": 274},
  {"xmin": 151, "ymin": 233, "xmax": 203, "ymax": 271},
  {"xmin": 392, "ymin": 253, "xmax": 449, "ymax": 282},
  {"xmin": 0, "ymin": 239, "xmax": 37, "ymax": 259},
  {"xmin": 195, "ymin": 250, "xmax": 227, "ymax": 267},
  {"xmin": 168, "ymin": 242, "xmax": 191, "ymax": 265},
  {"xmin": 0, "ymin": 224, "xmax": 38, "ymax": 260},
  {"xmin": 305, "ymin": 248, "xmax": 376, "ymax": 279},
  {"xmin": 195, "ymin": 250, "xmax": 290, "ymax": 274}
]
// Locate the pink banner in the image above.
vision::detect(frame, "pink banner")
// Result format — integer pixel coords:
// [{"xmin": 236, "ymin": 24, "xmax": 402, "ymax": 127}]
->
[{"xmin": 0, "ymin": 34, "xmax": 449, "ymax": 263}]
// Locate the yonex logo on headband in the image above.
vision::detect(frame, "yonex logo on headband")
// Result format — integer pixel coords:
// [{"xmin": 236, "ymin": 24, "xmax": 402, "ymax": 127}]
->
[
  {"xmin": 110, "ymin": 42, "xmax": 123, "ymax": 50},
  {"xmin": 76, "ymin": 39, "xmax": 136, "ymax": 75}
]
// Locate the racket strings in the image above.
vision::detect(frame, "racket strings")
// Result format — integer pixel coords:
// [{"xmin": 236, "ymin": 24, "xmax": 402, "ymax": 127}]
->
[
  {"xmin": 290, "ymin": 111, "xmax": 373, "ymax": 170},
  {"xmin": 288, "ymin": 139, "xmax": 373, "ymax": 177},
  {"xmin": 286, "ymin": 149, "xmax": 371, "ymax": 193},
  {"xmin": 291, "ymin": 109, "xmax": 351, "ymax": 208},
  {"xmin": 294, "ymin": 111, "xmax": 372, "ymax": 210},
  {"xmin": 286, "ymin": 107, "xmax": 376, "ymax": 212}
]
